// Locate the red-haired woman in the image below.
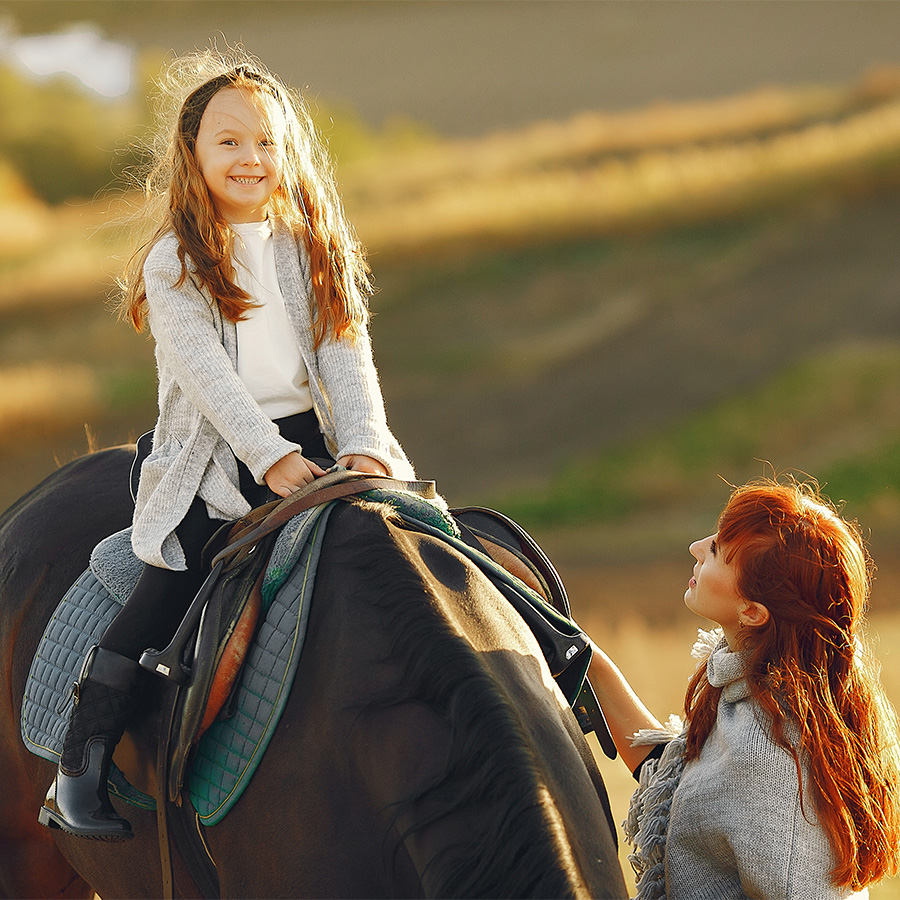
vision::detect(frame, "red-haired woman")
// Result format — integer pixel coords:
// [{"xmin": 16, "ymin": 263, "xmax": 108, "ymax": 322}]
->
[{"xmin": 590, "ymin": 479, "xmax": 900, "ymax": 899}]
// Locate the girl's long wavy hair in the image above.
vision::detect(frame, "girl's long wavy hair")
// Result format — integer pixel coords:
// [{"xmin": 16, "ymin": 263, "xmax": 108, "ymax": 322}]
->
[
  {"xmin": 119, "ymin": 47, "xmax": 370, "ymax": 347},
  {"xmin": 684, "ymin": 478, "xmax": 900, "ymax": 890}
]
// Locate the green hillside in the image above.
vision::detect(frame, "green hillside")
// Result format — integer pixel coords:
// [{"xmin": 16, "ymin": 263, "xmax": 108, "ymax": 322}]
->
[{"xmin": 4, "ymin": 74, "xmax": 900, "ymax": 573}]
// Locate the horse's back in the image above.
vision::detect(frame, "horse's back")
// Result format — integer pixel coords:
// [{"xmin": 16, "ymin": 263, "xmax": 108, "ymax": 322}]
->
[
  {"xmin": 0, "ymin": 444, "xmax": 133, "ymax": 542},
  {"xmin": 0, "ymin": 447, "xmax": 134, "ymax": 900},
  {"xmin": 213, "ymin": 500, "xmax": 627, "ymax": 899}
]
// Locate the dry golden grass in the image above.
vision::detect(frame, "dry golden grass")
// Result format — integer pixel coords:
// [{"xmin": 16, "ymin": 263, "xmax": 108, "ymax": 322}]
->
[
  {"xmin": 345, "ymin": 94, "xmax": 900, "ymax": 258},
  {"xmin": 0, "ymin": 363, "xmax": 99, "ymax": 446},
  {"xmin": 0, "ymin": 200, "xmax": 130, "ymax": 314},
  {"xmin": 342, "ymin": 71, "xmax": 900, "ymax": 202},
  {"xmin": 328, "ymin": 69, "xmax": 900, "ymax": 259}
]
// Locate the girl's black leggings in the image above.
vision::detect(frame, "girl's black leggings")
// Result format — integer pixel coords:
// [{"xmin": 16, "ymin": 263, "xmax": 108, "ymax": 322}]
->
[{"xmin": 99, "ymin": 410, "xmax": 333, "ymax": 660}]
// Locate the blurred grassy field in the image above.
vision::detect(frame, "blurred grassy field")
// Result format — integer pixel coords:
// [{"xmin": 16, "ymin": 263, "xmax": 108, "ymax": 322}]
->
[{"xmin": 4, "ymin": 67, "xmax": 900, "ymax": 896}]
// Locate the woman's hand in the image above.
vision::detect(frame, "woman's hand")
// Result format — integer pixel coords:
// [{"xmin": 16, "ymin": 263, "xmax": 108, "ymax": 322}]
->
[
  {"xmin": 264, "ymin": 452, "xmax": 327, "ymax": 497},
  {"xmin": 338, "ymin": 455, "xmax": 389, "ymax": 476},
  {"xmin": 587, "ymin": 640, "xmax": 665, "ymax": 772}
]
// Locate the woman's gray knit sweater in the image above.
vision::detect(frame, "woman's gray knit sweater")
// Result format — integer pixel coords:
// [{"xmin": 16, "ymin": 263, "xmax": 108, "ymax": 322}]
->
[
  {"xmin": 132, "ymin": 221, "xmax": 414, "ymax": 570},
  {"xmin": 631, "ymin": 637, "xmax": 866, "ymax": 900}
]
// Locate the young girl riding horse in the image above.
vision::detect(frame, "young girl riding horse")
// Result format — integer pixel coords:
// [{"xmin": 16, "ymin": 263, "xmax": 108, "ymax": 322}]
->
[
  {"xmin": 590, "ymin": 478, "xmax": 900, "ymax": 898},
  {"xmin": 39, "ymin": 50, "xmax": 414, "ymax": 840}
]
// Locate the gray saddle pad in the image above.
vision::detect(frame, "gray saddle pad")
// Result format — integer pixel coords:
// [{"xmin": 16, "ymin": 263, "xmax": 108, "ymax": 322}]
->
[
  {"xmin": 21, "ymin": 567, "xmax": 126, "ymax": 761},
  {"xmin": 20, "ymin": 503, "xmax": 337, "ymax": 821},
  {"xmin": 21, "ymin": 488, "xmax": 458, "ymax": 823},
  {"xmin": 19, "ymin": 566, "xmax": 155, "ymax": 808}
]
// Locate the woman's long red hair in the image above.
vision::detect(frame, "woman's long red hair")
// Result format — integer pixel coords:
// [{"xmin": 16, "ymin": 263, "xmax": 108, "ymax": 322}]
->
[
  {"xmin": 684, "ymin": 479, "xmax": 900, "ymax": 889},
  {"xmin": 119, "ymin": 49, "xmax": 370, "ymax": 348}
]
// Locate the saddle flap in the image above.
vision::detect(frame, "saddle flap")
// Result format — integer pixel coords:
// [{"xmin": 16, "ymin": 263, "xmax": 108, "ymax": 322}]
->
[
  {"xmin": 167, "ymin": 531, "xmax": 275, "ymax": 804},
  {"xmin": 452, "ymin": 506, "xmax": 571, "ymax": 617}
]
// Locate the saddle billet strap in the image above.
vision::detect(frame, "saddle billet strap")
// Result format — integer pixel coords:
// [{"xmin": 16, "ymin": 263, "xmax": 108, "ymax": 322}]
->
[
  {"xmin": 212, "ymin": 474, "xmax": 437, "ymax": 569},
  {"xmin": 156, "ymin": 681, "xmax": 178, "ymax": 900},
  {"xmin": 574, "ymin": 677, "xmax": 618, "ymax": 759}
]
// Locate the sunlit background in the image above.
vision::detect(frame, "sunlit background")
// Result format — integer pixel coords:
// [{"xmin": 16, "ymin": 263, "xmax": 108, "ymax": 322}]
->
[{"xmin": 2, "ymin": 2, "xmax": 900, "ymax": 895}]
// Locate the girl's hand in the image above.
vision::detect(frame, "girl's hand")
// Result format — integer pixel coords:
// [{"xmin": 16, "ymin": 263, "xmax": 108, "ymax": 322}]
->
[
  {"xmin": 264, "ymin": 452, "xmax": 327, "ymax": 497},
  {"xmin": 338, "ymin": 455, "xmax": 389, "ymax": 476}
]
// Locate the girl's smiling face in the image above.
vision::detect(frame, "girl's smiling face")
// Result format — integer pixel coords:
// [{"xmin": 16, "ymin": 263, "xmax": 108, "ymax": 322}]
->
[
  {"xmin": 684, "ymin": 533, "xmax": 746, "ymax": 644},
  {"xmin": 194, "ymin": 86, "xmax": 284, "ymax": 223}
]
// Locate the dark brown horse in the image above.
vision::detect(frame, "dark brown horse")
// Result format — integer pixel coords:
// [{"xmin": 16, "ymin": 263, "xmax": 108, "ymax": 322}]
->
[{"xmin": 0, "ymin": 447, "xmax": 627, "ymax": 899}]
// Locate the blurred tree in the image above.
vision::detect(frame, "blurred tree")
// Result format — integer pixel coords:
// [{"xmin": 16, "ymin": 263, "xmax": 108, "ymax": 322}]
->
[
  {"xmin": 0, "ymin": 47, "xmax": 431, "ymax": 204},
  {"xmin": 0, "ymin": 63, "xmax": 139, "ymax": 203}
]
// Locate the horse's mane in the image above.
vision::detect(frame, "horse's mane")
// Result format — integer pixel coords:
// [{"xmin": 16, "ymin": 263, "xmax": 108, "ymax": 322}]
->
[{"xmin": 347, "ymin": 502, "xmax": 584, "ymax": 899}]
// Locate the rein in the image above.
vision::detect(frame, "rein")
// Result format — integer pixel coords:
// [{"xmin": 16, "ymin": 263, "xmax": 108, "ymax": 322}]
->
[{"xmin": 213, "ymin": 473, "xmax": 436, "ymax": 569}]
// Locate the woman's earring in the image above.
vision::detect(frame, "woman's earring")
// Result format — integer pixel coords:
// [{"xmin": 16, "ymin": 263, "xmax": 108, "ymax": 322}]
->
[{"xmin": 739, "ymin": 620, "xmax": 745, "ymax": 629}]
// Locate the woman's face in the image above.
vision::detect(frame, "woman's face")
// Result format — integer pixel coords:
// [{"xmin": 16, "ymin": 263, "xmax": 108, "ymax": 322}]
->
[
  {"xmin": 684, "ymin": 533, "xmax": 746, "ymax": 644},
  {"xmin": 194, "ymin": 86, "xmax": 284, "ymax": 223}
]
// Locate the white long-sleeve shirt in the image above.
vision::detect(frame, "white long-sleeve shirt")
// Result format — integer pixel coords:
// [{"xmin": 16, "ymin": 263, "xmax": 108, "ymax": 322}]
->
[{"xmin": 231, "ymin": 219, "xmax": 313, "ymax": 419}]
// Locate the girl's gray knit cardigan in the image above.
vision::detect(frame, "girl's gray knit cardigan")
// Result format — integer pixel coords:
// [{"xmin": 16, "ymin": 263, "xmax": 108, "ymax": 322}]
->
[
  {"xmin": 626, "ymin": 630, "xmax": 867, "ymax": 900},
  {"xmin": 132, "ymin": 220, "xmax": 414, "ymax": 570}
]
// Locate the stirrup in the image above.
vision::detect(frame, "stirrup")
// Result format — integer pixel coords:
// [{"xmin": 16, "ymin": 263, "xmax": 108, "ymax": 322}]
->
[{"xmin": 140, "ymin": 559, "xmax": 225, "ymax": 684}]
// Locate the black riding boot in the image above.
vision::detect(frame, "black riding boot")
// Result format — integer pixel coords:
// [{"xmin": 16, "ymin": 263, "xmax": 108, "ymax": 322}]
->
[{"xmin": 38, "ymin": 645, "xmax": 139, "ymax": 841}]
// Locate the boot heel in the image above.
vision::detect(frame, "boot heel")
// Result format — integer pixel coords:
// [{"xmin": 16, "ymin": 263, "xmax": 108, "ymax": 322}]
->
[
  {"xmin": 38, "ymin": 647, "xmax": 139, "ymax": 841},
  {"xmin": 37, "ymin": 807, "xmax": 60, "ymax": 830}
]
